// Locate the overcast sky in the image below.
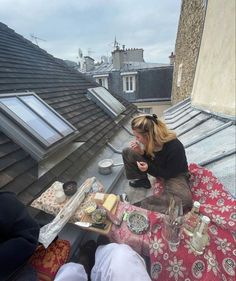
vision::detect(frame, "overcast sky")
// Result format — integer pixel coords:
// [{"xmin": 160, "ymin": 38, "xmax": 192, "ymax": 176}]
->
[{"xmin": 0, "ymin": 0, "xmax": 181, "ymax": 63}]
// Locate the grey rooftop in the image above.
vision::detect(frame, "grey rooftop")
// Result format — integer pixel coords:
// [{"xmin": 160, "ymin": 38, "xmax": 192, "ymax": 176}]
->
[{"xmin": 164, "ymin": 98, "xmax": 236, "ymax": 197}]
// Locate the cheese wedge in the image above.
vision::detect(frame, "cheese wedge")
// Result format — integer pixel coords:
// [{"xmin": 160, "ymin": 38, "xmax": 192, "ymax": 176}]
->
[
  {"xmin": 94, "ymin": 192, "xmax": 105, "ymax": 204},
  {"xmin": 102, "ymin": 194, "xmax": 117, "ymax": 211}
]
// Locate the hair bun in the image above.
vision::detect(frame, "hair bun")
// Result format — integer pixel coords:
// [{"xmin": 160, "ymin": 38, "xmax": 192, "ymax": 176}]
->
[
  {"xmin": 145, "ymin": 114, "xmax": 158, "ymax": 124},
  {"xmin": 152, "ymin": 114, "xmax": 158, "ymax": 124}
]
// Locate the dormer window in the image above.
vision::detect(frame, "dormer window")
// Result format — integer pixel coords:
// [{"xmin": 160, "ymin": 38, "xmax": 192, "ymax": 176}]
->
[
  {"xmin": 0, "ymin": 92, "xmax": 78, "ymax": 161},
  {"xmin": 93, "ymin": 74, "xmax": 109, "ymax": 89},
  {"xmin": 121, "ymin": 72, "xmax": 137, "ymax": 93}
]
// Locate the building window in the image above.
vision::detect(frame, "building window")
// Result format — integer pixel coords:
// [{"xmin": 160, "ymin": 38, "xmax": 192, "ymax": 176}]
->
[
  {"xmin": 138, "ymin": 107, "xmax": 151, "ymax": 114},
  {"xmin": 122, "ymin": 75, "xmax": 136, "ymax": 93},
  {"xmin": 93, "ymin": 75, "xmax": 108, "ymax": 89},
  {"xmin": 87, "ymin": 87, "xmax": 125, "ymax": 118},
  {"xmin": 0, "ymin": 92, "xmax": 78, "ymax": 160},
  {"xmin": 177, "ymin": 63, "xmax": 183, "ymax": 87}
]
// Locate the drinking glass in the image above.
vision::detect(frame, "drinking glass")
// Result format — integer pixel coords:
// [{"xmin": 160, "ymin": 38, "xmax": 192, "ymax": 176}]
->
[{"xmin": 161, "ymin": 215, "xmax": 183, "ymax": 252}]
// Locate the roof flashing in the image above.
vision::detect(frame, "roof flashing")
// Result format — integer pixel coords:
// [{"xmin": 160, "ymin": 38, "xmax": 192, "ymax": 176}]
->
[{"xmin": 38, "ymin": 141, "xmax": 84, "ymax": 177}]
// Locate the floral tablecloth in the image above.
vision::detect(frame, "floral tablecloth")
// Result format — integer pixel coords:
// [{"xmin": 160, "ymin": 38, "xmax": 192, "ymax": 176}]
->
[
  {"xmin": 148, "ymin": 163, "xmax": 236, "ymax": 281},
  {"xmin": 31, "ymin": 165, "xmax": 236, "ymax": 281},
  {"xmin": 148, "ymin": 212, "xmax": 235, "ymax": 281},
  {"xmin": 31, "ymin": 181, "xmax": 86, "ymax": 223},
  {"xmin": 108, "ymin": 202, "xmax": 156, "ymax": 256}
]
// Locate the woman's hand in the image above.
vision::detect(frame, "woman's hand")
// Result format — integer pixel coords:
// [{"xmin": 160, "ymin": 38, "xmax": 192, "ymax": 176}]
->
[
  {"xmin": 129, "ymin": 141, "xmax": 144, "ymax": 155},
  {"xmin": 136, "ymin": 161, "xmax": 148, "ymax": 172}
]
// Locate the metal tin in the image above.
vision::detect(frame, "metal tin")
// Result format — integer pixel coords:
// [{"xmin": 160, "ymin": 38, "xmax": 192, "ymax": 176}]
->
[{"xmin": 98, "ymin": 159, "xmax": 123, "ymax": 175}]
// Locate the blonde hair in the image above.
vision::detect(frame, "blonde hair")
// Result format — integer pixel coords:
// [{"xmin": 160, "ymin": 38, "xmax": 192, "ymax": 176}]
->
[{"xmin": 131, "ymin": 114, "xmax": 176, "ymax": 157}]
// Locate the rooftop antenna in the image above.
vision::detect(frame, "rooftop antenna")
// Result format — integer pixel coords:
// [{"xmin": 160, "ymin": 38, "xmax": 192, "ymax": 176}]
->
[
  {"xmin": 30, "ymin": 33, "xmax": 46, "ymax": 46},
  {"xmin": 113, "ymin": 36, "xmax": 120, "ymax": 50}
]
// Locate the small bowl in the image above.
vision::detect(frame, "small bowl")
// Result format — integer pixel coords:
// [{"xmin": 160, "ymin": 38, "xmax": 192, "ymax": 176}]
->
[
  {"xmin": 91, "ymin": 208, "xmax": 107, "ymax": 224},
  {"xmin": 127, "ymin": 211, "xmax": 149, "ymax": 234},
  {"xmin": 63, "ymin": 181, "xmax": 78, "ymax": 196}
]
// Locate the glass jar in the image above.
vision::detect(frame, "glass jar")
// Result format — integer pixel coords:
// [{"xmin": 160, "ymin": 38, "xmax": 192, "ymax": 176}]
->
[
  {"xmin": 183, "ymin": 201, "xmax": 200, "ymax": 236},
  {"xmin": 190, "ymin": 215, "xmax": 210, "ymax": 255}
]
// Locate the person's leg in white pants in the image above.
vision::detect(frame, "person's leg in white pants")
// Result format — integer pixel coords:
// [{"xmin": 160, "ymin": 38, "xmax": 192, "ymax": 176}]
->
[
  {"xmin": 91, "ymin": 243, "xmax": 151, "ymax": 281},
  {"xmin": 54, "ymin": 243, "xmax": 151, "ymax": 281},
  {"xmin": 54, "ymin": 262, "xmax": 88, "ymax": 281}
]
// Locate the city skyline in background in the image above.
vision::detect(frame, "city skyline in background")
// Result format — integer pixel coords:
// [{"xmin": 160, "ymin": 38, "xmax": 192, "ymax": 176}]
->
[{"xmin": 0, "ymin": 0, "xmax": 181, "ymax": 63}]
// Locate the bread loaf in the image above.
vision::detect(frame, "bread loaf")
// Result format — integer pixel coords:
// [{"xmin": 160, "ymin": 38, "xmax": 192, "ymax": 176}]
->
[{"xmin": 102, "ymin": 194, "xmax": 117, "ymax": 211}]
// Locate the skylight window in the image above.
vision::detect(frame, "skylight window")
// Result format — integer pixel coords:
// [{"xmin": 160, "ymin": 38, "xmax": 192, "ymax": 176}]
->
[
  {"xmin": 20, "ymin": 95, "xmax": 73, "ymax": 137},
  {"xmin": 87, "ymin": 87, "xmax": 125, "ymax": 118},
  {"xmin": 0, "ymin": 92, "xmax": 78, "ymax": 160}
]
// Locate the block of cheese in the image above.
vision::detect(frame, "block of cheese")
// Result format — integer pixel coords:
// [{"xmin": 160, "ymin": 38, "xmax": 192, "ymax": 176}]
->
[
  {"xmin": 94, "ymin": 192, "xmax": 105, "ymax": 204},
  {"xmin": 102, "ymin": 194, "xmax": 117, "ymax": 211}
]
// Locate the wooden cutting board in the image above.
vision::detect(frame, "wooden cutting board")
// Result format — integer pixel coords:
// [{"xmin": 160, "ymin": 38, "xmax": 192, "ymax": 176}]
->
[{"xmin": 78, "ymin": 193, "xmax": 120, "ymax": 235}]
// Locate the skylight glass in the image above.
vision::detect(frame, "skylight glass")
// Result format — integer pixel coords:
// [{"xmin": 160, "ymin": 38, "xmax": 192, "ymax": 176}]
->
[
  {"xmin": 21, "ymin": 95, "xmax": 74, "ymax": 137},
  {"xmin": 1, "ymin": 97, "xmax": 62, "ymax": 145},
  {"xmin": 87, "ymin": 87, "xmax": 125, "ymax": 118},
  {"xmin": 0, "ymin": 92, "xmax": 78, "ymax": 160}
]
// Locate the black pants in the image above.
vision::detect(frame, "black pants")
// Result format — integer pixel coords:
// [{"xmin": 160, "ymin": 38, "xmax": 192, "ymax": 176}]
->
[{"xmin": 122, "ymin": 147, "xmax": 149, "ymax": 180}]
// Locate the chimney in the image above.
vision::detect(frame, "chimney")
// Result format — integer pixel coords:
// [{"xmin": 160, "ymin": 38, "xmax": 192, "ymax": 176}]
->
[
  {"xmin": 84, "ymin": 56, "xmax": 95, "ymax": 71},
  {"xmin": 169, "ymin": 52, "xmax": 175, "ymax": 65},
  {"xmin": 112, "ymin": 49, "xmax": 125, "ymax": 70},
  {"xmin": 124, "ymin": 48, "xmax": 144, "ymax": 62}
]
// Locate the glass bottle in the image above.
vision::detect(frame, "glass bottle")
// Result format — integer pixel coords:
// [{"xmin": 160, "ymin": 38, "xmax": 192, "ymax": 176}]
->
[
  {"xmin": 183, "ymin": 201, "xmax": 200, "ymax": 236},
  {"xmin": 190, "ymin": 215, "xmax": 210, "ymax": 255}
]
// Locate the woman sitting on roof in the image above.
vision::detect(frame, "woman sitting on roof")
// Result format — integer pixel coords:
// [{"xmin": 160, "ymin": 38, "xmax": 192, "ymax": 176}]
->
[{"xmin": 122, "ymin": 114, "xmax": 192, "ymax": 214}]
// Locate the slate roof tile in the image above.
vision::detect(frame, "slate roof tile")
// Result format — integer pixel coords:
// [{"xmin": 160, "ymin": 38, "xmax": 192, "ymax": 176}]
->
[
  {"xmin": 0, "ymin": 157, "xmax": 36, "ymax": 188},
  {"xmin": 0, "ymin": 22, "xmax": 136, "ymax": 204},
  {"xmin": 0, "ymin": 142, "xmax": 21, "ymax": 158},
  {"xmin": 2, "ymin": 167, "xmax": 37, "ymax": 195},
  {"xmin": 0, "ymin": 149, "xmax": 29, "ymax": 172}
]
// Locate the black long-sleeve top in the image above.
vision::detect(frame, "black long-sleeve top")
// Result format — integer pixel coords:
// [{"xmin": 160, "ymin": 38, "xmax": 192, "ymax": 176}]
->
[
  {"xmin": 0, "ymin": 192, "xmax": 39, "ymax": 280},
  {"xmin": 143, "ymin": 138, "xmax": 188, "ymax": 179}
]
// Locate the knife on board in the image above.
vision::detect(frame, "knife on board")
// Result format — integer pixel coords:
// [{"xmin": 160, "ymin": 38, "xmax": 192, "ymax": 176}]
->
[{"xmin": 75, "ymin": 221, "xmax": 108, "ymax": 230}]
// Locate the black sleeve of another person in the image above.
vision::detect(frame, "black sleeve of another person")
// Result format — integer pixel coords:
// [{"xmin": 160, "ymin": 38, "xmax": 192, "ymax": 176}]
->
[{"xmin": 0, "ymin": 192, "xmax": 40, "ymax": 280}]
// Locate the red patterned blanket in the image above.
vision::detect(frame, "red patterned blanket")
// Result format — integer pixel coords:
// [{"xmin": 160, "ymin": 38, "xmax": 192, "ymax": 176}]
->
[
  {"xmin": 109, "ymin": 163, "xmax": 235, "ymax": 281},
  {"xmin": 148, "ymin": 163, "xmax": 236, "ymax": 281}
]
